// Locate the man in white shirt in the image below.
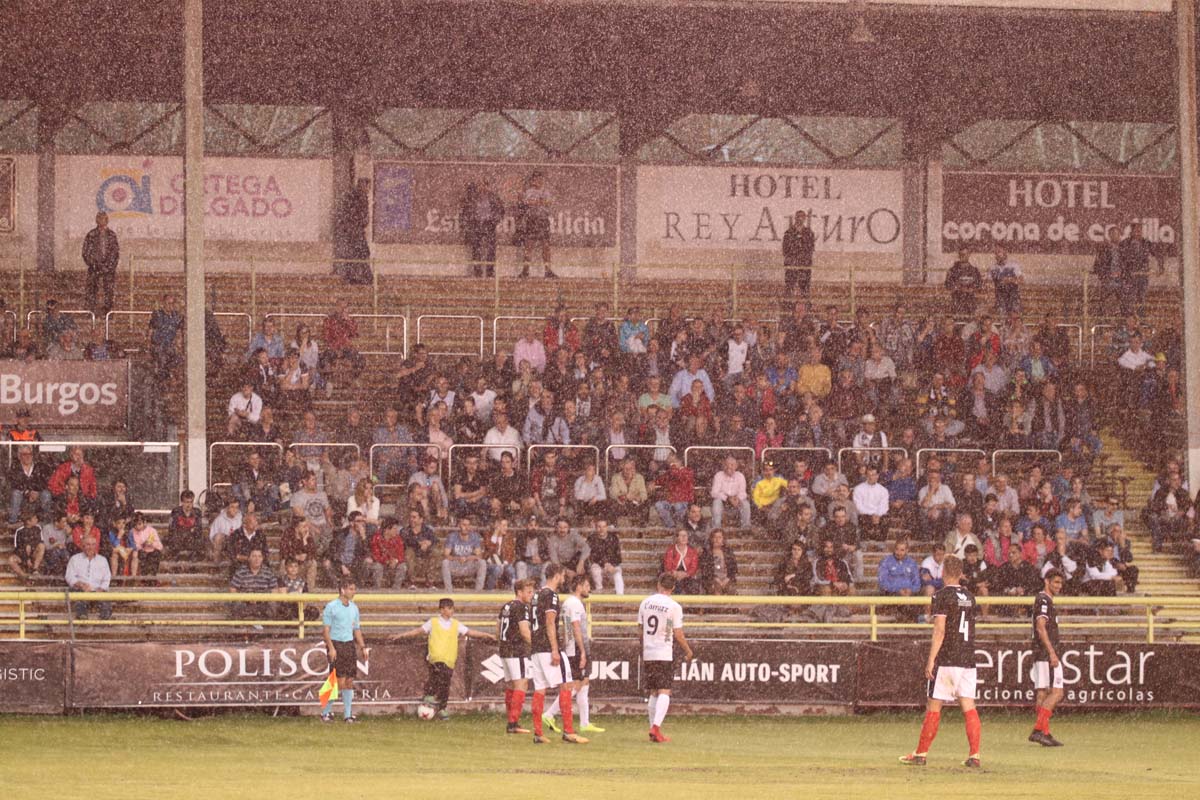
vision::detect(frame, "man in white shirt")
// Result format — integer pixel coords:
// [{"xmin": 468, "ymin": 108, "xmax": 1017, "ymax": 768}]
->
[
  {"xmin": 482, "ymin": 409, "xmax": 524, "ymax": 463},
  {"xmin": 209, "ymin": 497, "xmax": 243, "ymax": 562},
  {"xmin": 226, "ymin": 382, "xmax": 263, "ymax": 436},
  {"xmin": 638, "ymin": 572, "xmax": 693, "ymax": 743},
  {"xmin": 513, "ymin": 328, "xmax": 547, "ymax": 374},
  {"xmin": 944, "ymin": 513, "xmax": 983, "ymax": 559},
  {"xmin": 710, "ymin": 456, "xmax": 750, "ymax": 528},
  {"xmin": 723, "ymin": 326, "xmax": 750, "ymax": 388},
  {"xmin": 470, "ymin": 375, "xmax": 497, "ymax": 424},
  {"xmin": 544, "ymin": 574, "xmax": 605, "ymax": 735},
  {"xmin": 918, "ymin": 470, "xmax": 956, "ymax": 538},
  {"xmin": 991, "ymin": 474, "xmax": 1021, "ymax": 518},
  {"xmin": 1116, "ymin": 333, "xmax": 1157, "ymax": 409},
  {"xmin": 852, "ymin": 466, "xmax": 890, "ymax": 545},
  {"xmin": 65, "ymin": 535, "xmax": 112, "ymax": 619}
]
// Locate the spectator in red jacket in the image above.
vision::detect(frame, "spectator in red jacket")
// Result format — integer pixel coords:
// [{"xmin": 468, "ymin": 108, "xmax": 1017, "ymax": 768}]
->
[
  {"xmin": 654, "ymin": 453, "xmax": 695, "ymax": 529},
  {"xmin": 543, "ymin": 306, "xmax": 581, "ymax": 356},
  {"xmin": 368, "ymin": 517, "xmax": 407, "ymax": 589},
  {"xmin": 49, "ymin": 446, "xmax": 98, "ymax": 499},
  {"xmin": 662, "ymin": 529, "xmax": 701, "ymax": 594}
]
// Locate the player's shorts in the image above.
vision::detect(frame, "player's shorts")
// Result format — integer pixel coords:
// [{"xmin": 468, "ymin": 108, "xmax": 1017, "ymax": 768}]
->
[
  {"xmin": 928, "ymin": 665, "xmax": 977, "ymax": 702},
  {"xmin": 1032, "ymin": 660, "xmax": 1064, "ymax": 690},
  {"xmin": 330, "ymin": 640, "xmax": 357, "ymax": 680},
  {"xmin": 530, "ymin": 651, "xmax": 572, "ymax": 691},
  {"xmin": 501, "ymin": 656, "xmax": 529, "ymax": 682},
  {"xmin": 644, "ymin": 659, "xmax": 674, "ymax": 692}
]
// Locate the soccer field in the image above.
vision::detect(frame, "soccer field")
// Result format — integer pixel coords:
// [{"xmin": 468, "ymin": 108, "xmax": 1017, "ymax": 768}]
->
[{"xmin": 2, "ymin": 711, "xmax": 1196, "ymax": 799}]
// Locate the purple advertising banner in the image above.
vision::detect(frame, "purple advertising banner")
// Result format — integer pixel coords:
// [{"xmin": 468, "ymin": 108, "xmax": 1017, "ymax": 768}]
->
[
  {"xmin": 70, "ymin": 640, "xmax": 466, "ymax": 708},
  {"xmin": 0, "ymin": 640, "xmax": 68, "ymax": 713},
  {"xmin": 0, "ymin": 359, "xmax": 130, "ymax": 429},
  {"xmin": 372, "ymin": 161, "xmax": 618, "ymax": 247},
  {"xmin": 858, "ymin": 641, "xmax": 1200, "ymax": 708},
  {"xmin": 941, "ymin": 171, "xmax": 1179, "ymax": 255}
]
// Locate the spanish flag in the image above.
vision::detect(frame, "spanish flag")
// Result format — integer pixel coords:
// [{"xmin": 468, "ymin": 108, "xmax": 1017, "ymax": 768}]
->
[{"xmin": 319, "ymin": 669, "xmax": 339, "ymax": 711}]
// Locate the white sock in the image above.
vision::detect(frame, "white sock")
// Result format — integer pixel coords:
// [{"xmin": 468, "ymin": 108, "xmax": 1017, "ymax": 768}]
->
[
  {"xmin": 546, "ymin": 693, "xmax": 561, "ymax": 718},
  {"xmin": 647, "ymin": 694, "xmax": 658, "ymax": 725},
  {"xmin": 577, "ymin": 683, "xmax": 590, "ymax": 728},
  {"xmin": 653, "ymin": 693, "xmax": 670, "ymax": 727}
]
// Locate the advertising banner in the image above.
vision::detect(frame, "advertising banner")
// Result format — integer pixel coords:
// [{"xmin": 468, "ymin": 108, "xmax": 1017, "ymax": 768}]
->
[
  {"xmin": 0, "ymin": 156, "xmax": 14, "ymax": 234},
  {"xmin": 372, "ymin": 160, "xmax": 618, "ymax": 247},
  {"xmin": 58, "ymin": 156, "xmax": 328, "ymax": 241},
  {"xmin": 857, "ymin": 641, "xmax": 1200, "ymax": 708},
  {"xmin": 636, "ymin": 165, "xmax": 904, "ymax": 253},
  {"xmin": 70, "ymin": 639, "xmax": 465, "ymax": 708},
  {"xmin": 0, "ymin": 359, "xmax": 129, "ymax": 429},
  {"xmin": 0, "ymin": 641, "xmax": 68, "ymax": 713},
  {"xmin": 466, "ymin": 639, "xmax": 642, "ymax": 700},
  {"xmin": 941, "ymin": 171, "xmax": 1179, "ymax": 255}
]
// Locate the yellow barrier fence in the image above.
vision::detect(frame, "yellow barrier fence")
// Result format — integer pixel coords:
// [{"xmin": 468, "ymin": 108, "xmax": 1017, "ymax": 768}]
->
[{"xmin": 2, "ymin": 591, "xmax": 1196, "ymax": 644}]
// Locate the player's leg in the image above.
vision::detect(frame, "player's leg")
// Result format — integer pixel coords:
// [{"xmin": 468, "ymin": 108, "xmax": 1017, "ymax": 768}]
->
[
  {"xmin": 901, "ymin": 674, "xmax": 946, "ymax": 765},
  {"xmin": 338, "ymin": 643, "xmax": 358, "ymax": 722},
  {"xmin": 577, "ymin": 677, "xmax": 603, "ymax": 732},
  {"xmin": 506, "ymin": 672, "xmax": 530, "ymax": 733},
  {"xmin": 959, "ymin": 696, "xmax": 981, "ymax": 765},
  {"xmin": 650, "ymin": 688, "xmax": 672, "ymax": 741},
  {"xmin": 558, "ymin": 659, "xmax": 586, "ymax": 741},
  {"xmin": 530, "ymin": 654, "xmax": 550, "ymax": 742},
  {"xmin": 433, "ymin": 663, "xmax": 453, "ymax": 719}
]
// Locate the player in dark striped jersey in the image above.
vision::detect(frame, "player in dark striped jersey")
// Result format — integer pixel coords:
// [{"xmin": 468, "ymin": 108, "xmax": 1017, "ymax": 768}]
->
[
  {"xmin": 497, "ymin": 579, "xmax": 535, "ymax": 735},
  {"xmin": 1029, "ymin": 569, "xmax": 1065, "ymax": 747},
  {"xmin": 900, "ymin": 555, "xmax": 983, "ymax": 768}
]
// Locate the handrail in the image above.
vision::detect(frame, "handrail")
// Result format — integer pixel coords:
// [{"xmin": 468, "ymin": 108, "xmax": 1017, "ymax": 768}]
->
[
  {"xmin": 2, "ymin": 591, "xmax": 1195, "ymax": 643},
  {"xmin": 1055, "ymin": 322, "xmax": 1084, "ymax": 365},
  {"xmin": 914, "ymin": 447, "xmax": 987, "ymax": 478},
  {"xmin": 761, "ymin": 447, "xmax": 833, "ymax": 476},
  {"xmin": 1089, "ymin": 323, "xmax": 1116, "ymax": 368},
  {"xmin": 26, "ymin": 308, "xmax": 96, "ymax": 332},
  {"xmin": 991, "ymin": 448, "xmax": 1064, "ymax": 476},
  {"xmin": 683, "ymin": 445, "xmax": 756, "ymax": 477},
  {"xmin": 368, "ymin": 441, "xmax": 430, "ymax": 489},
  {"xmin": 213, "ymin": 311, "xmax": 254, "ymax": 347},
  {"xmin": 0, "ymin": 440, "xmax": 180, "ymax": 513},
  {"xmin": 836, "ymin": 446, "xmax": 909, "ymax": 476},
  {"xmin": 287, "ymin": 441, "xmax": 361, "ymax": 463},
  {"xmin": 3, "ymin": 309, "xmax": 17, "ymax": 342},
  {"xmin": 207, "ymin": 441, "xmax": 284, "ymax": 493},
  {"xmin": 491, "ymin": 315, "xmax": 545, "ymax": 356},
  {"xmin": 103, "ymin": 310, "xmax": 151, "ymax": 352},
  {"xmin": 349, "ymin": 313, "xmax": 407, "ymax": 358},
  {"xmin": 604, "ymin": 443, "xmax": 675, "ymax": 478},
  {"xmin": 447, "ymin": 442, "xmax": 506, "ymax": 479},
  {"xmin": 416, "ymin": 314, "xmax": 484, "ymax": 359},
  {"xmin": 526, "ymin": 443, "xmax": 600, "ymax": 474}
]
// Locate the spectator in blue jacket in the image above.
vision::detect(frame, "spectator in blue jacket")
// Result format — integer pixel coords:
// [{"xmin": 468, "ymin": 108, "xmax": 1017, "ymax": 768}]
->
[
  {"xmin": 877, "ymin": 537, "xmax": 921, "ymax": 621},
  {"xmin": 1018, "ymin": 340, "xmax": 1057, "ymax": 385}
]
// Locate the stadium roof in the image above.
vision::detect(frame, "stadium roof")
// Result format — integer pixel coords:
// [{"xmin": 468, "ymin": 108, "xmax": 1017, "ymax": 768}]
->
[{"xmin": 0, "ymin": 0, "xmax": 1181, "ymax": 144}]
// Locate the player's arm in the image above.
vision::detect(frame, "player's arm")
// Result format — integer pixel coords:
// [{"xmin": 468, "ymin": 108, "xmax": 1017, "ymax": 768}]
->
[
  {"xmin": 323, "ymin": 624, "xmax": 336, "ymax": 661},
  {"xmin": 546, "ymin": 609, "xmax": 561, "ymax": 664},
  {"xmin": 390, "ymin": 626, "xmax": 428, "ymax": 641},
  {"xmin": 519, "ymin": 619, "xmax": 532, "ymax": 645},
  {"xmin": 673, "ymin": 627, "xmax": 694, "ymax": 662},
  {"xmin": 1035, "ymin": 616, "xmax": 1059, "ymax": 668},
  {"xmin": 571, "ymin": 618, "xmax": 587, "ymax": 668},
  {"xmin": 466, "ymin": 627, "xmax": 497, "ymax": 641},
  {"xmin": 925, "ymin": 614, "xmax": 946, "ymax": 680}
]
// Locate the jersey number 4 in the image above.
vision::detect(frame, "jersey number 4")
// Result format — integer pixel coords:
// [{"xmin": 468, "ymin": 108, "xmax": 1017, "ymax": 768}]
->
[{"xmin": 958, "ymin": 614, "xmax": 971, "ymax": 642}]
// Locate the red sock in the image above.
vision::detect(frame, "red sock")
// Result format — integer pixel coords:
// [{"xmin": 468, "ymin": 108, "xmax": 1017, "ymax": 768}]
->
[
  {"xmin": 531, "ymin": 692, "xmax": 545, "ymax": 735},
  {"xmin": 559, "ymin": 689, "xmax": 574, "ymax": 735},
  {"xmin": 964, "ymin": 708, "xmax": 982, "ymax": 756},
  {"xmin": 510, "ymin": 690, "xmax": 525, "ymax": 725},
  {"xmin": 504, "ymin": 689, "xmax": 513, "ymax": 719},
  {"xmin": 1036, "ymin": 707, "xmax": 1052, "ymax": 734},
  {"xmin": 915, "ymin": 710, "xmax": 941, "ymax": 754}
]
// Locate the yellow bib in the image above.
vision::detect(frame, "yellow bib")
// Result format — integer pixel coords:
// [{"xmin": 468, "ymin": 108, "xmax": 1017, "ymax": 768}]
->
[{"xmin": 427, "ymin": 617, "xmax": 461, "ymax": 667}]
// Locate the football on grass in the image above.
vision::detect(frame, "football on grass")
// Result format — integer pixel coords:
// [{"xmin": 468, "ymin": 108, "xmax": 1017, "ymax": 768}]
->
[{"xmin": 416, "ymin": 704, "xmax": 436, "ymax": 720}]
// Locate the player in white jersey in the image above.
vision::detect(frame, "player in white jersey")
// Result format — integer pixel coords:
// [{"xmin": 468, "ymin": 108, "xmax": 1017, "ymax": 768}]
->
[
  {"xmin": 638, "ymin": 573, "xmax": 693, "ymax": 743},
  {"xmin": 544, "ymin": 574, "xmax": 605, "ymax": 734}
]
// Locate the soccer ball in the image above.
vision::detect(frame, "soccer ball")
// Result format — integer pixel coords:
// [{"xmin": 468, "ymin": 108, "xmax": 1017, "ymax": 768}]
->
[{"xmin": 416, "ymin": 703, "xmax": 436, "ymax": 720}]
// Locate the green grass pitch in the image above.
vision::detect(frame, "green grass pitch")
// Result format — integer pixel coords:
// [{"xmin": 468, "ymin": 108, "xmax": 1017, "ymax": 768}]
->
[{"xmin": 2, "ymin": 711, "xmax": 1197, "ymax": 798}]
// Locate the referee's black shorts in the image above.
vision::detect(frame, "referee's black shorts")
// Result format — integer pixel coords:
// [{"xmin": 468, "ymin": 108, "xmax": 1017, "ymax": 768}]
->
[
  {"xmin": 331, "ymin": 640, "xmax": 358, "ymax": 679},
  {"xmin": 644, "ymin": 659, "xmax": 673, "ymax": 692}
]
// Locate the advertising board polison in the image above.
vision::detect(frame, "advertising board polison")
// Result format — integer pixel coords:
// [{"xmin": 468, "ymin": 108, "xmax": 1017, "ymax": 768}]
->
[{"xmin": 636, "ymin": 166, "xmax": 904, "ymax": 259}]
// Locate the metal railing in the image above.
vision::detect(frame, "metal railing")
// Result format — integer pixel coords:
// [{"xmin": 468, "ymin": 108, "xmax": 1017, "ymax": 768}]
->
[
  {"xmin": 213, "ymin": 311, "xmax": 254, "ymax": 347},
  {"xmin": 836, "ymin": 446, "xmax": 909, "ymax": 476},
  {"xmin": 0, "ymin": 591, "xmax": 1193, "ymax": 644},
  {"xmin": 760, "ymin": 447, "xmax": 833, "ymax": 475},
  {"xmin": 416, "ymin": 314, "xmax": 485, "ymax": 358},
  {"xmin": 104, "ymin": 310, "xmax": 151, "ymax": 352},
  {"xmin": 604, "ymin": 443, "xmax": 675, "ymax": 477},
  {"xmin": 683, "ymin": 445, "xmax": 756, "ymax": 478},
  {"xmin": 26, "ymin": 309, "xmax": 96, "ymax": 332},
  {"xmin": 526, "ymin": 443, "xmax": 600, "ymax": 473},
  {"xmin": 206, "ymin": 441, "xmax": 285, "ymax": 493},
  {"xmin": 446, "ymin": 442, "xmax": 506, "ymax": 479},
  {"xmin": 991, "ymin": 448, "xmax": 1064, "ymax": 475},
  {"xmin": 287, "ymin": 441, "xmax": 361, "ymax": 466},
  {"xmin": 492, "ymin": 315, "xmax": 545, "ymax": 356},
  {"xmin": 350, "ymin": 313, "xmax": 407, "ymax": 358},
  {"xmin": 3, "ymin": 309, "xmax": 16, "ymax": 342},
  {"xmin": 915, "ymin": 447, "xmax": 988, "ymax": 477}
]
